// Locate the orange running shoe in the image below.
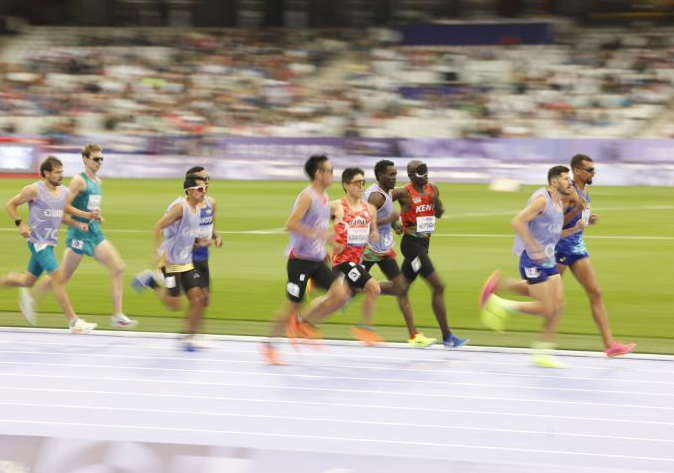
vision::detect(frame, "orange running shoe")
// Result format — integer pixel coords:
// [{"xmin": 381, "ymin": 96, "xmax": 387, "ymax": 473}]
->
[
  {"xmin": 351, "ymin": 325, "xmax": 384, "ymax": 346},
  {"xmin": 261, "ymin": 344, "xmax": 286, "ymax": 365}
]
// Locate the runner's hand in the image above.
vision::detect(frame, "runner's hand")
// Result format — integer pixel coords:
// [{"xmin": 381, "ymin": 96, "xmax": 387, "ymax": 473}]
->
[{"xmin": 18, "ymin": 222, "xmax": 31, "ymax": 239}]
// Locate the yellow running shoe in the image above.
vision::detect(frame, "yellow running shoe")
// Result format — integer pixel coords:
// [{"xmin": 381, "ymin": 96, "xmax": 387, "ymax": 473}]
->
[
  {"xmin": 531, "ymin": 341, "xmax": 567, "ymax": 368},
  {"xmin": 408, "ymin": 332, "xmax": 436, "ymax": 348},
  {"xmin": 480, "ymin": 294, "xmax": 510, "ymax": 332}
]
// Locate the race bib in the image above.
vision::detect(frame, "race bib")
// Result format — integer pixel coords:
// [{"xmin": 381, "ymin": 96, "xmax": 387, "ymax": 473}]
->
[
  {"xmin": 346, "ymin": 226, "xmax": 369, "ymax": 246},
  {"xmin": 581, "ymin": 204, "xmax": 591, "ymax": 225},
  {"xmin": 416, "ymin": 215, "xmax": 435, "ymax": 234},
  {"xmin": 71, "ymin": 239, "xmax": 84, "ymax": 250},
  {"xmin": 87, "ymin": 194, "xmax": 102, "ymax": 211},
  {"xmin": 382, "ymin": 233, "xmax": 394, "ymax": 247}
]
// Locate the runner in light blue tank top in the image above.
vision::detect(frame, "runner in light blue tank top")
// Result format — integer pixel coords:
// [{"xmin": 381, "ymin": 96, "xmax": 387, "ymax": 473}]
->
[
  {"xmin": 187, "ymin": 166, "xmax": 222, "ymax": 297},
  {"xmin": 132, "ymin": 174, "xmax": 210, "ymax": 351},
  {"xmin": 263, "ymin": 155, "xmax": 350, "ymax": 365},
  {"xmin": 1, "ymin": 156, "xmax": 97, "ymax": 334},
  {"xmin": 479, "ymin": 166, "xmax": 585, "ymax": 368}
]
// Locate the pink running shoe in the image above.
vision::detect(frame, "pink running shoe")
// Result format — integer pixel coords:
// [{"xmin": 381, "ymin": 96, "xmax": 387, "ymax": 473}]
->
[
  {"xmin": 479, "ymin": 270, "xmax": 502, "ymax": 308},
  {"xmin": 605, "ymin": 341, "xmax": 636, "ymax": 358}
]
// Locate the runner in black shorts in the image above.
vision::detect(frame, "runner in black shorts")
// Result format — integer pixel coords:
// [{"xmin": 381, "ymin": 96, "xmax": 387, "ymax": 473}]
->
[{"xmin": 396, "ymin": 160, "xmax": 468, "ymax": 349}]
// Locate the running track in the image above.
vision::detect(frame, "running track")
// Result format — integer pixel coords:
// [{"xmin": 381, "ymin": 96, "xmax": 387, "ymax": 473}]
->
[{"xmin": 0, "ymin": 328, "xmax": 672, "ymax": 472}]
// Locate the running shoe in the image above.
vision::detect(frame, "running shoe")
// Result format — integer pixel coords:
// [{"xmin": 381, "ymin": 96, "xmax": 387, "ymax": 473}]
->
[
  {"xmin": 111, "ymin": 313, "xmax": 138, "ymax": 329},
  {"xmin": 531, "ymin": 341, "xmax": 567, "ymax": 368},
  {"xmin": 19, "ymin": 287, "xmax": 37, "ymax": 326},
  {"xmin": 605, "ymin": 341, "xmax": 636, "ymax": 358},
  {"xmin": 261, "ymin": 344, "xmax": 286, "ymax": 365},
  {"xmin": 443, "ymin": 333, "xmax": 469, "ymax": 349},
  {"xmin": 69, "ymin": 318, "xmax": 97, "ymax": 334},
  {"xmin": 351, "ymin": 325, "xmax": 383, "ymax": 346},
  {"xmin": 479, "ymin": 270, "xmax": 502, "ymax": 308},
  {"xmin": 130, "ymin": 269, "xmax": 159, "ymax": 294},
  {"xmin": 408, "ymin": 332, "xmax": 436, "ymax": 348},
  {"xmin": 480, "ymin": 294, "xmax": 510, "ymax": 332}
]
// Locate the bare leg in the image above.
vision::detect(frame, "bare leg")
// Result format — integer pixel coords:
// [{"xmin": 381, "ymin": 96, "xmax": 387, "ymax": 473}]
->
[
  {"xmin": 31, "ymin": 248, "xmax": 83, "ymax": 303},
  {"xmin": 569, "ymin": 258, "xmax": 613, "ymax": 349},
  {"xmin": 0, "ymin": 272, "xmax": 38, "ymax": 288},
  {"xmin": 424, "ymin": 271, "xmax": 450, "ymax": 339},
  {"xmin": 93, "ymin": 240, "xmax": 126, "ymax": 315},
  {"xmin": 359, "ymin": 278, "xmax": 381, "ymax": 325},
  {"xmin": 184, "ymin": 287, "xmax": 207, "ymax": 335},
  {"xmin": 302, "ymin": 278, "xmax": 350, "ymax": 325}
]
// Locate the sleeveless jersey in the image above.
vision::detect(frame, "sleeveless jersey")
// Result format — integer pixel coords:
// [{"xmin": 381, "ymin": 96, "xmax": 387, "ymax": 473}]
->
[
  {"xmin": 512, "ymin": 188, "xmax": 564, "ymax": 266},
  {"xmin": 28, "ymin": 181, "xmax": 69, "ymax": 247},
  {"xmin": 159, "ymin": 197, "xmax": 201, "ymax": 268},
  {"xmin": 556, "ymin": 181, "xmax": 590, "ymax": 254},
  {"xmin": 333, "ymin": 198, "xmax": 372, "ymax": 266},
  {"xmin": 192, "ymin": 196, "xmax": 214, "ymax": 262},
  {"xmin": 400, "ymin": 183, "xmax": 436, "ymax": 239},
  {"xmin": 70, "ymin": 172, "xmax": 103, "ymax": 239},
  {"xmin": 364, "ymin": 184, "xmax": 395, "ymax": 253},
  {"xmin": 286, "ymin": 185, "xmax": 330, "ymax": 262}
]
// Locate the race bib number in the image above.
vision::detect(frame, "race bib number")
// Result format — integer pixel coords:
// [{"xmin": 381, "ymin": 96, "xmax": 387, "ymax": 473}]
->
[
  {"xmin": 382, "ymin": 233, "xmax": 394, "ymax": 247},
  {"xmin": 524, "ymin": 267, "xmax": 541, "ymax": 279},
  {"xmin": 347, "ymin": 267, "xmax": 361, "ymax": 283},
  {"xmin": 416, "ymin": 215, "xmax": 435, "ymax": 234},
  {"xmin": 346, "ymin": 226, "xmax": 369, "ymax": 246},
  {"xmin": 71, "ymin": 239, "xmax": 84, "ymax": 250},
  {"xmin": 165, "ymin": 276, "xmax": 176, "ymax": 289},
  {"xmin": 87, "ymin": 195, "xmax": 102, "ymax": 211}
]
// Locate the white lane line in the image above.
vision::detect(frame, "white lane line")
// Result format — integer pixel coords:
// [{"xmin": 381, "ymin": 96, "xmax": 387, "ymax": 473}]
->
[
  {"xmin": 1, "ymin": 329, "xmax": 672, "ymax": 363},
  {"xmin": 1, "ymin": 401, "xmax": 672, "ymax": 445},
  {"xmin": 1, "ymin": 369, "xmax": 673, "ymax": 399},
  {"xmin": 0, "ymin": 418, "xmax": 673, "ymax": 463},
  {"xmin": 1, "ymin": 388, "xmax": 669, "ymax": 427},
  {"xmin": 1, "ymin": 352, "xmax": 673, "ymax": 386},
  {"xmin": 1, "ymin": 383, "xmax": 672, "ymax": 412}
]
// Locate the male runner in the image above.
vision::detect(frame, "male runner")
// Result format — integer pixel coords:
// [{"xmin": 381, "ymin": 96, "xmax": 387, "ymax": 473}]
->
[
  {"xmin": 362, "ymin": 159, "xmax": 435, "ymax": 347},
  {"xmin": 395, "ymin": 160, "xmax": 468, "ymax": 348},
  {"xmin": 1, "ymin": 156, "xmax": 97, "ymax": 333}
]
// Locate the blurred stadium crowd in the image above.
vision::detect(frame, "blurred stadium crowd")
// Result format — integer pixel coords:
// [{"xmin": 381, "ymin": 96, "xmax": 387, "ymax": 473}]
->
[{"xmin": 1, "ymin": 24, "xmax": 674, "ymax": 139}]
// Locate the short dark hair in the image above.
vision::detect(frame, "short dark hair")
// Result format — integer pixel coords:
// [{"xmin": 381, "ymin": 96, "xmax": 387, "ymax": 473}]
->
[
  {"xmin": 547, "ymin": 165, "xmax": 570, "ymax": 184},
  {"xmin": 81, "ymin": 143, "xmax": 102, "ymax": 159},
  {"xmin": 185, "ymin": 166, "xmax": 205, "ymax": 176},
  {"xmin": 183, "ymin": 175, "xmax": 205, "ymax": 190},
  {"xmin": 304, "ymin": 154, "xmax": 329, "ymax": 180},
  {"xmin": 40, "ymin": 156, "xmax": 63, "ymax": 177},
  {"xmin": 570, "ymin": 154, "xmax": 592, "ymax": 170},
  {"xmin": 341, "ymin": 167, "xmax": 364, "ymax": 187},
  {"xmin": 374, "ymin": 159, "xmax": 394, "ymax": 181}
]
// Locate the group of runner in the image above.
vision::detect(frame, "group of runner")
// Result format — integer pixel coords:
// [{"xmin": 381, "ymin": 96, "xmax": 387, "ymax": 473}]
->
[{"xmin": 0, "ymin": 145, "xmax": 635, "ymax": 364}]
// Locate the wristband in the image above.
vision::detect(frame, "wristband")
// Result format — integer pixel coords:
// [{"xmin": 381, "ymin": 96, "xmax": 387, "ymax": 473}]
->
[{"xmin": 14, "ymin": 219, "xmax": 22, "ymax": 227}]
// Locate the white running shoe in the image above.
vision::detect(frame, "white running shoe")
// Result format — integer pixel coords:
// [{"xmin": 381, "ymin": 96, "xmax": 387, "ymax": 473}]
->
[
  {"xmin": 70, "ymin": 318, "xmax": 97, "ymax": 334},
  {"xmin": 19, "ymin": 287, "xmax": 37, "ymax": 326},
  {"xmin": 131, "ymin": 269, "xmax": 160, "ymax": 294},
  {"xmin": 111, "ymin": 314, "xmax": 138, "ymax": 329}
]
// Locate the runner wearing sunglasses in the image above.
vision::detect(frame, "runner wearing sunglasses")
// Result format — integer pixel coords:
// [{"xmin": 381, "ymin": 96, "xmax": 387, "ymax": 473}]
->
[{"xmin": 132, "ymin": 175, "xmax": 209, "ymax": 351}]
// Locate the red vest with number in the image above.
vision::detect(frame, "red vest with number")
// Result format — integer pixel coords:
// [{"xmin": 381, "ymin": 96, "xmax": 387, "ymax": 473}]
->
[
  {"xmin": 400, "ymin": 183, "xmax": 435, "ymax": 239},
  {"xmin": 333, "ymin": 198, "xmax": 372, "ymax": 266}
]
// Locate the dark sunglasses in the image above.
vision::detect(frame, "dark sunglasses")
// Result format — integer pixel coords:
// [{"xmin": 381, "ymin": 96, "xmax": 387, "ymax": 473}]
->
[
  {"xmin": 89, "ymin": 157, "xmax": 104, "ymax": 163},
  {"xmin": 581, "ymin": 166, "xmax": 595, "ymax": 173}
]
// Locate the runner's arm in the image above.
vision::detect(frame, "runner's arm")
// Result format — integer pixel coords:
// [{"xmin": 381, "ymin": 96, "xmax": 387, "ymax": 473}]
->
[
  {"xmin": 6, "ymin": 184, "xmax": 38, "ymax": 239},
  {"xmin": 511, "ymin": 195, "xmax": 547, "ymax": 260}
]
